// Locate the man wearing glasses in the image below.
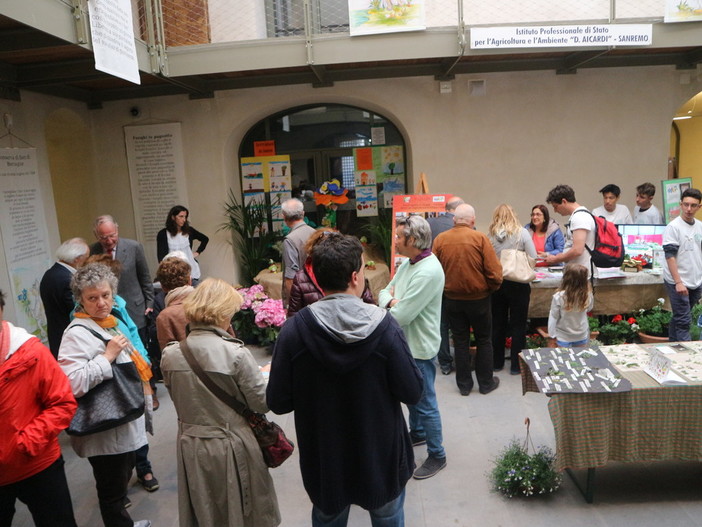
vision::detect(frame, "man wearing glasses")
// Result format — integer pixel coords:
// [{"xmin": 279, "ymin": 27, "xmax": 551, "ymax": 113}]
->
[{"xmin": 663, "ymin": 188, "xmax": 702, "ymax": 341}]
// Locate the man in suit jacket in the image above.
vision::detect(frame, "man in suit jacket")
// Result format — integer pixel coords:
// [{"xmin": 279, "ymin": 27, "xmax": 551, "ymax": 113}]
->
[
  {"xmin": 426, "ymin": 196, "xmax": 463, "ymax": 375},
  {"xmin": 39, "ymin": 238, "xmax": 90, "ymax": 358},
  {"xmin": 90, "ymin": 215, "xmax": 154, "ymax": 343}
]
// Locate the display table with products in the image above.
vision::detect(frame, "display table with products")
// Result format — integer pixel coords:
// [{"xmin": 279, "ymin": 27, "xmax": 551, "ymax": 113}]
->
[
  {"xmin": 529, "ymin": 269, "xmax": 667, "ymax": 318},
  {"xmin": 519, "ymin": 341, "xmax": 702, "ymax": 503},
  {"xmin": 254, "ymin": 262, "xmax": 390, "ymax": 303}
]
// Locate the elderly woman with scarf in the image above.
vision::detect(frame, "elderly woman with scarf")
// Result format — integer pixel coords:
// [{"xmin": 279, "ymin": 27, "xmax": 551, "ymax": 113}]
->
[{"xmin": 58, "ymin": 263, "xmax": 152, "ymax": 527}]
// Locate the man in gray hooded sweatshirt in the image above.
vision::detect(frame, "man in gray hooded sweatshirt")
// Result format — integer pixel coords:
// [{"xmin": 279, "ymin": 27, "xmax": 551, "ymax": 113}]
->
[{"xmin": 267, "ymin": 232, "xmax": 423, "ymax": 527}]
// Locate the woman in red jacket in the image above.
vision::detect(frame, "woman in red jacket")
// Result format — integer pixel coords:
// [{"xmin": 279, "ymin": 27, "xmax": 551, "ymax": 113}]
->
[
  {"xmin": 0, "ymin": 289, "xmax": 78, "ymax": 526},
  {"xmin": 287, "ymin": 229, "xmax": 376, "ymax": 317}
]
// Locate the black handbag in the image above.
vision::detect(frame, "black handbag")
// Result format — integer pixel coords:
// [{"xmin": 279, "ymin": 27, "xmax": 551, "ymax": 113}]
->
[
  {"xmin": 179, "ymin": 338, "xmax": 294, "ymax": 468},
  {"xmin": 66, "ymin": 325, "xmax": 145, "ymax": 437}
]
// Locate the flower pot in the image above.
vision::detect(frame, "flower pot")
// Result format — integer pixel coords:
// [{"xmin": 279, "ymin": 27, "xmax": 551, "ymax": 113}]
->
[{"xmin": 638, "ymin": 331, "xmax": 668, "ymax": 344}]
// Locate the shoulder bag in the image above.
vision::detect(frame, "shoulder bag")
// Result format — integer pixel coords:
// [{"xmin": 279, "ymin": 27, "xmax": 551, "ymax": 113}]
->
[
  {"xmin": 179, "ymin": 338, "xmax": 294, "ymax": 468},
  {"xmin": 499, "ymin": 233, "xmax": 536, "ymax": 284},
  {"xmin": 66, "ymin": 325, "xmax": 145, "ymax": 436}
]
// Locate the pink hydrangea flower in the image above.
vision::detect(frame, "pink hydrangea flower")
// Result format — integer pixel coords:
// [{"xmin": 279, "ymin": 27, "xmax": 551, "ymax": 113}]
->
[{"xmin": 254, "ymin": 298, "xmax": 286, "ymax": 328}]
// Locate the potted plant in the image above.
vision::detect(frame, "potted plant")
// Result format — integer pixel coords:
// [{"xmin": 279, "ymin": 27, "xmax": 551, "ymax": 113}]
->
[
  {"xmin": 690, "ymin": 303, "xmax": 702, "ymax": 340},
  {"xmin": 636, "ymin": 298, "xmax": 672, "ymax": 343},
  {"xmin": 220, "ymin": 190, "xmax": 278, "ymax": 286},
  {"xmin": 490, "ymin": 419, "xmax": 561, "ymax": 498},
  {"xmin": 233, "ymin": 285, "xmax": 286, "ymax": 348},
  {"xmin": 596, "ymin": 315, "xmax": 638, "ymax": 345}
]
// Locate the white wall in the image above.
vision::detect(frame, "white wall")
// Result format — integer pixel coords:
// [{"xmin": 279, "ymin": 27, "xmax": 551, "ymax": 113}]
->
[{"xmin": 1, "ymin": 64, "xmax": 700, "ymax": 313}]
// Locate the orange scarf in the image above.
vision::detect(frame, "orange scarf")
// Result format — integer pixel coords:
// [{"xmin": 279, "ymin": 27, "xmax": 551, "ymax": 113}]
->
[{"xmin": 73, "ymin": 313, "xmax": 152, "ymax": 383}]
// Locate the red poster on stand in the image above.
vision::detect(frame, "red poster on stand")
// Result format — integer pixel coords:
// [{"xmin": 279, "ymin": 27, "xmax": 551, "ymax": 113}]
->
[{"xmin": 390, "ymin": 194, "xmax": 452, "ymax": 275}]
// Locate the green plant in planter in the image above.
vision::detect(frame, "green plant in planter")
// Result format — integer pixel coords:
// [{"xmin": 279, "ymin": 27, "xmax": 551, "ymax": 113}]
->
[
  {"xmin": 690, "ymin": 303, "xmax": 702, "ymax": 340},
  {"xmin": 361, "ymin": 207, "xmax": 393, "ymax": 265},
  {"xmin": 636, "ymin": 298, "xmax": 672, "ymax": 337},
  {"xmin": 597, "ymin": 315, "xmax": 638, "ymax": 345},
  {"xmin": 490, "ymin": 419, "xmax": 561, "ymax": 498},
  {"xmin": 525, "ymin": 333, "xmax": 549, "ymax": 349},
  {"xmin": 588, "ymin": 315, "xmax": 600, "ymax": 333},
  {"xmin": 220, "ymin": 190, "xmax": 278, "ymax": 286}
]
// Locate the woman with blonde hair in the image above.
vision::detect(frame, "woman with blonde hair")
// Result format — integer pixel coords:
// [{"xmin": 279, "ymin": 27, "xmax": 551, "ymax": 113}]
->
[
  {"xmin": 160, "ymin": 278, "xmax": 280, "ymax": 527},
  {"xmin": 487, "ymin": 204, "xmax": 537, "ymax": 374}
]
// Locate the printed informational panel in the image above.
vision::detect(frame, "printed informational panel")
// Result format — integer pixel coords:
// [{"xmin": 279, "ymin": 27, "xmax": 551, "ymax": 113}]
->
[
  {"xmin": 0, "ymin": 148, "xmax": 50, "ymax": 340},
  {"xmin": 661, "ymin": 177, "xmax": 692, "ymax": 223},
  {"xmin": 471, "ymin": 24, "xmax": 652, "ymax": 49},
  {"xmin": 390, "ymin": 194, "xmax": 452, "ymax": 275},
  {"xmin": 665, "ymin": 0, "xmax": 702, "ymax": 23},
  {"xmin": 124, "ymin": 123, "xmax": 188, "ymax": 267},
  {"xmin": 88, "ymin": 0, "xmax": 140, "ymax": 84}
]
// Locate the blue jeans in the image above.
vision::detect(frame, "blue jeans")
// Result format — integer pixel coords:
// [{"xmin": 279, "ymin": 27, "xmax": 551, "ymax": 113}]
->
[
  {"xmin": 665, "ymin": 281, "xmax": 702, "ymax": 341},
  {"xmin": 408, "ymin": 359, "xmax": 445, "ymax": 459},
  {"xmin": 556, "ymin": 338, "xmax": 588, "ymax": 348},
  {"xmin": 135, "ymin": 443, "xmax": 152, "ymax": 479},
  {"xmin": 312, "ymin": 489, "xmax": 405, "ymax": 527}
]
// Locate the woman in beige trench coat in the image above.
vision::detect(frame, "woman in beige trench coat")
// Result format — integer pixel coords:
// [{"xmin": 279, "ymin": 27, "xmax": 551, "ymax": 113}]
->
[{"xmin": 161, "ymin": 278, "xmax": 280, "ymax": 527}]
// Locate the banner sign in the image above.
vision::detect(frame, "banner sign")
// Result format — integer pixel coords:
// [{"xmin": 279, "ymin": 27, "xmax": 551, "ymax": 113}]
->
[{"xmin": 471, "ymin": 24, "xmax": 652, "ymax": 49}]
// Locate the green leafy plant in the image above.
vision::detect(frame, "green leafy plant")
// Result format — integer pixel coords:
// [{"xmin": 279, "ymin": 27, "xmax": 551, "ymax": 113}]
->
[
  {"xmin": 361, "ymin": 206, "xmax": 393, "ymax": 265},
  {"xmin": 690, "ymin": 303, "xmax": 702, "ymax": 340},
  {"xmin": 597, "ymin": 314, "xmax": 638, "ymax": 345},
  {"xmin": 491, "ymin": 420, "xmax": 561, "ymax": 498},
  {"xmin": 220, "ymin": 190, "xmax": 278, "ymax": 286},
  {"xmin": 526, "ymin": 333, "xmax": 548, "ymax": 349},
  {"xmin": 588, "ymin": 314, "xmax": 600, "ymax": 333},
  {"xmin": 636, "ymin": 298, "xmax": 672, "ymax": 337}
]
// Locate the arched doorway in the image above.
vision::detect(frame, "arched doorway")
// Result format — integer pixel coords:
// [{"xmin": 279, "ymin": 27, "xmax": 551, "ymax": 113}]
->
[
  {"xmin": 671, "ymin": 90, "xmax": 702, "ymax": 189},
  {"xmin": 239, "ymin": 103, "xmax": 408, "ymax": 234}
]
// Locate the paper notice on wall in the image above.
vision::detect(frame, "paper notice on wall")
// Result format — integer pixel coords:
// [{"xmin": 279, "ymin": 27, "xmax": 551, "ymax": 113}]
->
[
  {"xmin": 89, "ymin": 0, "xmax": 140, "ymax": 84},
  {"xmin": 0, "ymin": 148, "xmax": 50, "ymax": 339},
  {"xmin": 124, "ymin": 123, "xmax": 188, "ymax": 267}
]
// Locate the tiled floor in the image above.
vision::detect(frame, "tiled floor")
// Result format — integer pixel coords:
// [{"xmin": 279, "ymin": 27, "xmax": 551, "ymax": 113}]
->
[{"xmin": 12, "ymin": 346, "xmax": 702, "ymax": 526}]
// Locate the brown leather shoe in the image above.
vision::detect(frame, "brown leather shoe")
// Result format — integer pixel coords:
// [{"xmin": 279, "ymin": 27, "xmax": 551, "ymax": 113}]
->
[{"xmin": 152, "ymin": 394, "xmax": 160, "ymax": 411}]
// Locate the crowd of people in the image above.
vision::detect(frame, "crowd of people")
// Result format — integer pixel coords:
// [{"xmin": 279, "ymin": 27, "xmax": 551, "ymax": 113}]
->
[{"xmin": 2, "ymin": 179, "xmax": 700, "ymax": 527}]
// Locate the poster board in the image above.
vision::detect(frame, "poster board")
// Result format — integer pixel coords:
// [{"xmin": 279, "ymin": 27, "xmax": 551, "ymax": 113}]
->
[
  {"xmin": 661, "ymin": 177, "xmax": 692, "ymax": 223},
  {"xmin": 390, "ymin": 193, "xmax": 452, "ymax": 275},
  {"xmin": 240, "ymin": 155, "xmax": 292, "ymax": 234},
  {"xmin": 353, "ymin": 145, "xmax": 405, "ymax": 211}
]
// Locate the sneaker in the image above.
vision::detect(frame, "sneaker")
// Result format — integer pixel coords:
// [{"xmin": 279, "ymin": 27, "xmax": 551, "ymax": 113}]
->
[
  {"xmin": 138, "ymin": 474, "xmax": 160, "ymax": 492},
  {"xmin": 440, "ymin": 364, "xmax": 453, "ymax": 375},
  {"xmin": 123, "ymin": 497, "xmax": 132, "ymax": 509},
  {"xmin": 409, "ymin": 433, "xmax": 426, "ymax": 447},
  {"xmin": 133, "ymin": 521, "xmax": 151, "ymax": 527},
  {"xmin": 479, "ymin": 376, "xmax": 500, "ymax": 395},
  {"xmin": 413, "ymin": 456, "xmax": 447, "ymax": 479}
]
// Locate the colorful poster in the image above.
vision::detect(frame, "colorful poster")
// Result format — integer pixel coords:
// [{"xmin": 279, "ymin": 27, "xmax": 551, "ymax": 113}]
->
[
  {"xmin": 390, "ymin": 194, "xmax": 452, "ymax": 274},
  {"xmin": 241, "ymin": 160, "xmax": 264, "ymax": 193},
  {"xmin": 349, "ymin": 0, "xmax": 426, "ymax": 37},
  {"xmin": 356, "ymin": 186, "xmax": 378, "ymax": 217},
  {"xmin": 661, "ymin": 178, "xmax": 692, "ymax": 223},
  {"xmin": 241, "ymin": 155, "xmax": 291, "ymax": 192},
  {"xmin": 353, "ymin": 146, "xmax": 405, "ymax": 209},
  {"xmin": 355, "ymin": 170, "xmax": 376, "ymax": 187},
  {"xmin": 665, "ymin": 0, "xmax": 702, "ymax": 22}
]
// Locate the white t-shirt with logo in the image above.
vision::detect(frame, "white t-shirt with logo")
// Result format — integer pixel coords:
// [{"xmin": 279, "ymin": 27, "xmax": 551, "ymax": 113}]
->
[
  {"xmin": 633, "ymin": 205, "xmax": 663, "ymax": 225},
  {"xmin": 566, "ymin": 207, "xmax": 597, "ymax": 276},
  {"xmin": 592, "ymin": 204, "xmax": 632, "ymax": 225},
  {"xmin": 662, "ymin": 216, "xmax": 702, "ymax": 289}
]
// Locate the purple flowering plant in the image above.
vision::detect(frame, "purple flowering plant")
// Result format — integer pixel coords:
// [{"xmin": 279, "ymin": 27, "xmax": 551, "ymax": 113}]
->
[{"xmin": 234, "ymin": 285, "xmax": 286, "ymax": 346}]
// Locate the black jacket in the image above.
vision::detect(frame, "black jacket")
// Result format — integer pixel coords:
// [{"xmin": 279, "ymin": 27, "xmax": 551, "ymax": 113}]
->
[{"xmin": 267, "ymin": 300, "xmax": 422, "ymax": 514}]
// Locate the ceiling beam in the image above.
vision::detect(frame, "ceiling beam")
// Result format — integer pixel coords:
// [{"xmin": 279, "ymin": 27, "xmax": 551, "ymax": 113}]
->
[
  {"xmin": 15, "ymin": 59, "xmax": 107, "ymax": 87},
  {"xmin": 556, "ymin": 50, "xmax": 610, "ymax": 74},
  {"xmin": 0, "ymin": 28, "xmax": 67, "ymax": 51}
]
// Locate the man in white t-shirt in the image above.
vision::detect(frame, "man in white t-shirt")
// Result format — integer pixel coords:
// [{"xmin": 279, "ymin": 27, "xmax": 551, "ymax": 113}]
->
[
  {"xmin": 591, "ymin": 184, "xmax": 632, "ymax": 224},
  {"xmin": 662, "ymin": 188, "xmax": 702, "ymax": 341},
  {"xmin": 544, "ymin": 185, "xmax": 596, "ymax": 276},
  {"xmin": 633, "ymin": 182, "xmax": 664, "ymax": 224}
]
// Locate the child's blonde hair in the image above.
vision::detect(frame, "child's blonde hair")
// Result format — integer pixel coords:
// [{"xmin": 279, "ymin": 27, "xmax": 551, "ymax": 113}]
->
[{"xmin": 558, "ymin": 264, "xmax": 591, "ymax": 311}]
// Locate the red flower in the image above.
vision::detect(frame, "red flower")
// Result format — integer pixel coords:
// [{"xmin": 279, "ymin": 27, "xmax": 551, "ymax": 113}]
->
[
  {"xmin": 611, "ymin": 314, "xmax": 623, "ymax": 323},
  {"xmin": 627, "ymin": 317, "xmax": 637, "ymax": 325}
]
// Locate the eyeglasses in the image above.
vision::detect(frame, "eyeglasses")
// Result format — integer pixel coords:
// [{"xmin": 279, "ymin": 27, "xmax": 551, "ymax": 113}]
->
[
  {"xmin": 98, "ymin": 233, "xmax": 118, "ymax": 241},
  {"xmin": 681, "ymin": 202, "xmax": 700, "ymax": 209}
]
